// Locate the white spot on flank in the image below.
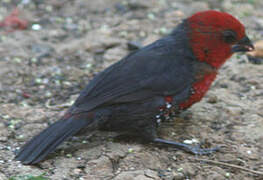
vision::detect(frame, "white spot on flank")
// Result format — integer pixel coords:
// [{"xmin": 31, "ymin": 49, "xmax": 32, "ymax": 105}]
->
[{"xmin": 166, "ymin": 103, "xmax": 172, "ymax": 109}]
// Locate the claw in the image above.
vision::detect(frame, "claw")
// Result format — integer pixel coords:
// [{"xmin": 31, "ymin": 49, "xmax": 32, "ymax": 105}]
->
[{"xmin": 188, "ymin": 146, "xmax": 220, "ymax": 155}]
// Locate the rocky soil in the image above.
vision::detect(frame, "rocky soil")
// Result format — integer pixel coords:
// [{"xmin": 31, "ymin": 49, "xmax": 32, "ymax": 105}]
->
[{"xmin": 0, "ymin": 0, "xmax": 263, "ymax": 179}]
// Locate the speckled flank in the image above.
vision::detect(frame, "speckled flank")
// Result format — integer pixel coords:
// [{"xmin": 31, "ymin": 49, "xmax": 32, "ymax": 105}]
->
[
  {"xmin": 155, "ymin": 96, "xmax": 177, "ymax": 125},
  {"xmin": 155, "ymin": 72, "xmax": 217, "ymax": 124}
]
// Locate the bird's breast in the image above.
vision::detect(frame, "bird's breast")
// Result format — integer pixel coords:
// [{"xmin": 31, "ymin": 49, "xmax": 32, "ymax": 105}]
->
[{"xmin": 178, "ymin": 72, "xmax": 217, "ymax": 109}]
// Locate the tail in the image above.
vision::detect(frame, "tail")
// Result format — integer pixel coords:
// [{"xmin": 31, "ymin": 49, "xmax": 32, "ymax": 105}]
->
[{"xmin": 15, "ymin": 112, "xmax": 96, "ymax": 165}]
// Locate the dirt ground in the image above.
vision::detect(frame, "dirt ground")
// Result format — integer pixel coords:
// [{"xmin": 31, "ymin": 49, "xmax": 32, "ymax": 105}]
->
[{"xmin": 0, "ymin": 0, "xmax": 263, "ymax": 179}]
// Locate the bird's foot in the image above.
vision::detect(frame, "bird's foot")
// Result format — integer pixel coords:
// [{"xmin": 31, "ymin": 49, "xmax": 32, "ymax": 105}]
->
[{"xmin": 154, "ymin": 138, "xmax": 219, "ymax": 155}]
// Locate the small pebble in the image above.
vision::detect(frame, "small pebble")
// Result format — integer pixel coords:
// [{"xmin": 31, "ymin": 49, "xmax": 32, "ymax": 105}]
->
[
  {"xmin": 66, "ymin": 153, "xmax": 72, "ymax": 158},
  {"xmin": 148, "ymin": 13, "xmax": 155, "ymax": 20},
  {"xmin": 32, "ymin": 24, "xmax": 42, "ymax": 31},
  {"xmin": 183, "ymin": 139, "xmax": 199, "ymax": 144},
  {"xmin": 183, "ymin": 139, "xmax": 193, "ymax": 144},
  {"xmin": 128, "ymin": 148, "xmax": 134, "ymax": 153},
  {"xmin": 177, "ymin": 167, "xmax": 183, "ymax": 172}
]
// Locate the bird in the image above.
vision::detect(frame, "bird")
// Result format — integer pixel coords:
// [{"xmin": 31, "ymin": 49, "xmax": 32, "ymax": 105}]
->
[{"xmin": 15, "ymin": 10, "xmax": 254, "ymax": 165}]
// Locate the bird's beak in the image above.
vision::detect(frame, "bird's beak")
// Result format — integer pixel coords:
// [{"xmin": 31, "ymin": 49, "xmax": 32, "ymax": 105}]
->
[{"xmin": 231, "ymin": 36, "xmax": 254, "ymax": 53}]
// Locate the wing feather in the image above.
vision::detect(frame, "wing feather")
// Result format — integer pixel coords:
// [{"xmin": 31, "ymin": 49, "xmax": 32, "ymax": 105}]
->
[{"xmin": 72, "ymin": 34, "xmax": 195, "ymax": 113}]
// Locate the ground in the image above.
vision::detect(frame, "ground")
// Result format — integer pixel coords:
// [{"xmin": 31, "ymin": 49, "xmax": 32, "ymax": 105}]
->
[{"xmin": 0, "ymin": 0, "xmax": 263, "ymax": 179}]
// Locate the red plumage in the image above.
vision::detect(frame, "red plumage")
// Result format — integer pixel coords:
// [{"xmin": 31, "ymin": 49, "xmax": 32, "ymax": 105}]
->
[
  {"xmin": 179, "ymin": 73, "xmax": 217, "ymax": 109},
  {"xmin": 188, "ymin": 10, "xmax": 245, "ymax": 68},
  {"xmin": 15, "ymin": 10, "xmax": 254, "ymax": 165}
]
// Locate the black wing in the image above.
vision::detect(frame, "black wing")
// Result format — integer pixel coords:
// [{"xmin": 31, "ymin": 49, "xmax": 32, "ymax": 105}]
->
[{"xmin": 72, "ymin": 33, "xmax": 195, "ymax": 113}]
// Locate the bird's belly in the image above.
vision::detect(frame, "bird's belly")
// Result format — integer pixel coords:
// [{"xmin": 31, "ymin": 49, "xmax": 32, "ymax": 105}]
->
[
  {"xmin": 179, "ymin": 73, "xmax": 217, "ymax": 109},
  {"xmin": 101, "ymin": 73, "xmax": 217, "ymax": 131},
  {"xmin": 101, "ymin": 96, "xmax": 165, "ymax": 131}
]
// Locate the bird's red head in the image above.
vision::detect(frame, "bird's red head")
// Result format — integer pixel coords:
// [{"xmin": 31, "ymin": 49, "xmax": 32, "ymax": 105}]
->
[{"xmin": 187, "ymin": 10, "xmax": 254, "ymax": 69}]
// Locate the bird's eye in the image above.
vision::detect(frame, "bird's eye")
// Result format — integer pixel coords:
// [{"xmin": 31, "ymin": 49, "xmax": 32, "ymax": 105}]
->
[{"xmin": 223, "ymin": 30, "xmax": 237, "ymax": 44}]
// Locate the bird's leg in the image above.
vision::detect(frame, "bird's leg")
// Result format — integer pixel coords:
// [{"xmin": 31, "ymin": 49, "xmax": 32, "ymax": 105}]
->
[
  {"xmin": 138, "ymin": 119, "xmax": 219, "ymax": 155},
  {"xmin": 153, "ymin": 138, "xmax": 220, "ymax": 155}
]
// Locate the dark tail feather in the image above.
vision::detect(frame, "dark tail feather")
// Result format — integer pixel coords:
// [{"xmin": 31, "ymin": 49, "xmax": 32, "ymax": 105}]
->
[{"xmin": 15, "ymin": 113, "xmax": 94, "ymax": 165}]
